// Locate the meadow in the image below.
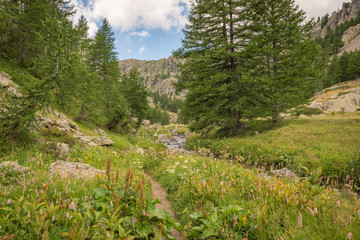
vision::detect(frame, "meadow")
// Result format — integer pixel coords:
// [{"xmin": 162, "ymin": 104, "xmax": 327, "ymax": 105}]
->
[{"xmin": 185, "ymin": 113, "xmax": 360, "ymax": 191}]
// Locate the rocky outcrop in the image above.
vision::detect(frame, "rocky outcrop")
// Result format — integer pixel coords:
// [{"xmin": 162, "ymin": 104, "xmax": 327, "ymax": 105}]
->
[
  {"xmin": 37, "ymin": 110, "xmax": 114, "ymax": 147},
  {"xmin": 49, "ymin": 160, "xmax": 105, "ymax": 179},
  {"xmin": 118, "ymin": 56, "xmax": 185, "ymax": 98},
  {"xmin": 157, "ymin": 134, "xmax": 170, "ymax": 143},
  {"xmin": 339, "ymin": 23, "xmax": 360, "ymax": 55},
  {"xmin": 0, "ymin": 71, "xmax": 22, "ymax": 97},
  {"xmin": 312, "ymin": 0, "xmax": 360, "ymax": 38},
  {"xmin": 308, "ymin": 80, "xmax": 360, "ymax": 112},
  {"xmin": 0, "ymin": 161, "xmax": 29, "ymax": 172}
]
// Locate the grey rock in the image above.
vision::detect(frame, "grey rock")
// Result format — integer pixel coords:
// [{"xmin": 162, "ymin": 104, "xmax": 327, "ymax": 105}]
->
[
  {"xmin": 49, "ymin": 160, "xmax": 105, "ymax": 179},
  {"xmin": 0, "ymin": 161, "xmax": 29, "ymax": 172},
  {"xmin": 93, "ymin": 136, "xmax": 114, "ymax": 146},
  {"xmin": 157, "ymin": 134, "xmax": 170, "ymax": 143},
  {"xmin": 57, "ymin": 143, "xmax": 69, "ymax": 157}
]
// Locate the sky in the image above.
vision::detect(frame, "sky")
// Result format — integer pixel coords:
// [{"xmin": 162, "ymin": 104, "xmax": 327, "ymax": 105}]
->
[{"xmin": 71, "ymin": 0, "xmax": 346, "ymax": 60}]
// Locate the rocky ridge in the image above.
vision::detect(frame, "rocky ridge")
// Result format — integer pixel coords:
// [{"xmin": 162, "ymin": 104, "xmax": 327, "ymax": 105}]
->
[
  {"xmin": 118, "ymin": 56, "xmax": 184, "ymax": 98},
  {"xmin": 312, "ymin": 0, "xmax": 360, "ymax": 38},
  {"xmin": 308, "ymin": 79, "xmax": 360, "ymax": 112}
]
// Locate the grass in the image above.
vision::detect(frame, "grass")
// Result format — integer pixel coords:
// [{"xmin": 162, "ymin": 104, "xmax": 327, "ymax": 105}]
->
[
  {"xmin": 186, "ymin": 114, "xmax": 360, "ymax": 190},
  {"xmin": 0, "ymin": 136, "xmax": 179, "ymax": 239},
  {"xmin": 143, "ymin": 150, "xmax": 360, "ymax": 239}
]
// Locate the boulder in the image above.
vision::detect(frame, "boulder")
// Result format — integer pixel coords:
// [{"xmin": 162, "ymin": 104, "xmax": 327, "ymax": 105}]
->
[
  {"xmin": 142, "ymin": 120, "xmax": 151, "ymax": 129},
  {"xmin": 96, "ymin": 129, "xmax": 107, "ymax": 136},
  {"xmin": 93, "ymin": 136, "xmax": 114, "ymax": 146},
  {"xmin": 0, "ymin": 161, "xmax": 29, "ymax": 172},
  {"xmin": 157, "ymin": 134, "xmax": 170, "ymax": 143},
  {"xmin": 57, "ymin": 143, "xmax": 69, "ymax": 157},
  {"xmin": 271, "ymin": 168, "xmax": 297, "ymax": 178},
  {"xmin": 0, "ymin": 72, "xmax": 22, "ymax": 97},
  {"xmin": 49, "ymin": 160, "xmax": 105, "ymax": 179}
]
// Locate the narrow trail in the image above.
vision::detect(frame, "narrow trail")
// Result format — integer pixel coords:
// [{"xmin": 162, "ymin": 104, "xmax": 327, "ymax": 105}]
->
[{"xmin": 147, "ymin": 175, "xmax": 185, "ymax": 240}]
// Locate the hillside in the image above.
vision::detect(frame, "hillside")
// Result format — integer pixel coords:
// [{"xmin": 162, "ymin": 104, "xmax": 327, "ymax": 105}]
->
[
  {"xmin": 312, "ymin": 0, "xmax": 360, "ymax": 55},
  {"xmin": 118, "ymin": 56, "xmax": 184, "ymax": 99}
]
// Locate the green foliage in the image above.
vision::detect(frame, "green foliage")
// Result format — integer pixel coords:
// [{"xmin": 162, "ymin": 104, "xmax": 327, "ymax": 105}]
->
[
  {"xmin": 146, "ymin": 107, "xmax": 171, "ymax": 125},
  {"xmin": 185, "ymin": 116, "xmax": 360, "ymax": 189},
  {"xmin": 175, "ymin": 0, "xmax": 321, "ymax": 134},
  {"xmin": 327, "ymin": 50, "xmax": 360, "ymax": 87},
  {"xmin": 143, "ymin": 150, "xmax": 360, "ymax": 239},
  {"xmin": 291, "ymin": 106, "xmax": 324, "ymax": 116},
  {"xmin": 150, "ymin": 91, "xmax": 183, "ymax": 113}
]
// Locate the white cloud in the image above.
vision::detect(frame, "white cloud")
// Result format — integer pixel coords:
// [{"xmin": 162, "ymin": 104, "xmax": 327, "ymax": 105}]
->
[
  {"xmin": 295, "ymin": 0, "xmax": 344, "ymax": 19},
  {"xmin": 71, "ymin": 0, "xmax": 190, "ymax": 34},
  {"xmin": 129, "ymin": 30, "xmax": 151, "ymax": 38},
  {"xmin": 127, "ymin": 49, "xmax": 132, "ymax": 52},
  {"xmin": 139, "ymin": 46, "xmax": 147, "ymax": 54}
]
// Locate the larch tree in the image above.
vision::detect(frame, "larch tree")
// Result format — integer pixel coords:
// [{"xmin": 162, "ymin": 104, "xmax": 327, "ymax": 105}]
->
[
  {"xmin": 174, "ymin": 0, "xmax": 252, "ymax": 134},
  {"xmin": 244, "ymin": 0, "xmax": 322, "ymax": 123}
]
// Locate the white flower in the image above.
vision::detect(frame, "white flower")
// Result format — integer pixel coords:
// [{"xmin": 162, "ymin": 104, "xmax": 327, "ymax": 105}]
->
[
  {"xmin": 175, "ymin": 162, "xmax": 180, "ymax": 166},
  {"xmin": 183, "ymin": 166, "xmax": 188, "ymax": 169},
  {"xmin": 184, "ymin": 160, "xmax": 189, "ymax": 163},
  {"xmin": 166, "ymin": 169, "xmax": 175, "ymax": 174}
]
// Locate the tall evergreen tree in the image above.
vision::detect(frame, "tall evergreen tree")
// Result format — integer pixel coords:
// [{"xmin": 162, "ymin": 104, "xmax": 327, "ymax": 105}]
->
[
  {"xmin": 174, "ymin": 0, "xmax": 251, "ymax": 134},
  {"xmin": 244, "ymin": 0, "xmax": 322, "ymax": 122},
  {"xmin": 120, "ymin": 68, "xmax": 149, "ymax": 129},
  {"xmin": 90, "ymin": 18, "xmax": 120, "ymax": 110}
]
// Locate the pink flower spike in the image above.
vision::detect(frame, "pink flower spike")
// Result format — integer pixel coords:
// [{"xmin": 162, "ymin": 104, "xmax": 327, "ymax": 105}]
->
[
  {"xmin": 40, "ymin": 209, "xmax": 43, "ymax": 215},
  {"xmin": 314, "ymin": 207, "xmax": 318, "ymax": 214},
  {"xmin": 347, "ymin": 232, "xmax": 353, "ymax": 240},
  {"xmin": 337, "ymin": 201, "xmax": 340, "ymax": 208},
  {"xmin": 298, "ymin": 213, "xmax": 302, "ymax": 228},
  {"xmin": 52, "ymin": 215, "xmax": 55, "ymax": 222},
  {"xmin": 107, "ymin": 231, "xmax": 110, "ymax": 238},
  {"xmin": 27, "ymin": 211, "xmax": 30, "ymax": 218}
]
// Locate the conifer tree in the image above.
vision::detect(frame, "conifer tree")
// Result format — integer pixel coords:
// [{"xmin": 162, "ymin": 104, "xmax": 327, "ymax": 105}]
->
[
  {"xmin": 174, "ymin": 0, "xmax": 251, "ymax": 134},
  {"xmin": 120, "ymin": 68, "xmax": 149, "ymax": 129},
  {"xmin": 244, "ymin": 0, "xmax": 322, "ymax": 122}
]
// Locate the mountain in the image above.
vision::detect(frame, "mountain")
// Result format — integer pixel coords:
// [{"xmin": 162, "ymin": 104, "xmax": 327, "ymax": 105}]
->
[
  {"xmin": 312, "ymin": 0, "xmax": 360, "ymax": 55},
  {"xmin": 118, "ymin": 56, "xmax": 184, "ymax": 99}
]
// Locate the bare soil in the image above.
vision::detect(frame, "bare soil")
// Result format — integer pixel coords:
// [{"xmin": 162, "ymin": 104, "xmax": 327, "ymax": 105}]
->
[{"xmin": 147, "ymin": 175, "xmax": 184, "ymax": 239}]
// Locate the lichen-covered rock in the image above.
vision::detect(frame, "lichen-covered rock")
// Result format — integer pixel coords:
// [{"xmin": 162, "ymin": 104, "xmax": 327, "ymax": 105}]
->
[
  {"xmin": 0, "ymin": 161, "xmax": 29, "ymax": 172},
  {"xmin": 92, "ymin": 136, "xmax": 114, "ymax": 146},
  {"xmin": 0, "ymin": 71, "xmax": 22, "ymax": 97},
  {"xmin": 157, "ymin": 134, "xmax": 169, "ymax": 143},
  {"xmin": 57, "ymin": 143, "xmax": 69, "ymax": 157},
  {"xmin": 309, "ymin": 87, "xmax": 360, "ymax": 112},
  {"xmin": 49, "ymin": 160, "xmax": 105, "ymax": 179}
]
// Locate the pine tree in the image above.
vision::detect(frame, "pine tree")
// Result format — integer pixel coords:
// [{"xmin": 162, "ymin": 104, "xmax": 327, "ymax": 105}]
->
[
  {"xmin": 90, "ymin": 18, "xmax": 120, "ymax": 110},
  {"xmin": 174, "ymin": 0, "xmax": 251, "ymax": 134},
  {"xmin": 244, "ymin": 0, "xmax": 322, "ymax": 122},
  {"xmin": 120, "ymin": 68, "xmax": 149, "ymax": 129}
]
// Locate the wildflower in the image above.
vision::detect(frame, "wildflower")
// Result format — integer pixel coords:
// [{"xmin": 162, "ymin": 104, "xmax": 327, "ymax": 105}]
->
[
  {"xmin": 3, "ymin": 189, "xmax": 6, "ymax": 196},
  {"xmin": 337, "ymin": 201, "xmax": 340, "ymax": 208},
  {"xmin": 233, "ymin": 214, "xmax": 238, "ymax": 226},
  {"xmin": 110, "ymin": 201, "xmax": 113, "ymax": 207},
  {"xmin": 27, "ymin": 211, "xmax": 31, "ymax": 218},
  {"xmin": 307, "ymin": 207, "xmax": 314, "ymax": 216},
  {"xmin": 40, "ymin": 209, "xmax": 43, "ymax": 215},
  {"xmin": 314, "ymin": 207, "xmax": 318, "ymax": 214},
  {"xmin": 7, "ymin": 199, "xmax": 11, "ymax": 204},
  {"xmin": 298, "ymin": 213, "xmax": 302, "ymax": 228},
  {"xmin": 66, "ymin": 212, "xmax": 69, "ymax": 218},
  {"xmin": 107, "ymin": 231, "xmax": 110, "ymax": 238},
  {"xmin": 202, "ymin": 180, "xmax": 206, "ymax": 187},
  {"xmin": 347, "ymin": 232, "xmax": 353, "ymax": 240},
  {"xmin": 175, "ymin": 162, "xmax": 180, "ymax": 166}
]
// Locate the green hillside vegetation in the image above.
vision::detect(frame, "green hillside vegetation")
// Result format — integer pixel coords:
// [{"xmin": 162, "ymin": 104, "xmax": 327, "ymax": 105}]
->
[
  {"xmin": 1, "ymin": 0, "xmax": 360, "ymax": 239},
  {"xmin": 185, "ymin": 114, "xmax": 360, "ymax": 190}
]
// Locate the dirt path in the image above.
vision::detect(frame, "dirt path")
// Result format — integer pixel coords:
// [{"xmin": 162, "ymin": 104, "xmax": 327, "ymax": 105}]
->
[{"xmin": 147, "ymin": 175, "xmax": 185, "ymax": 239}]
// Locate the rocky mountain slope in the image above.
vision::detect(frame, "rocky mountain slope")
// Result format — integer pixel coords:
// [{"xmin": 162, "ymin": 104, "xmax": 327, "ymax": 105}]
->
[
  {"xmin": 312, "ymin": 0, "xmax": 360, "ymax": 54},
  {"xmin": 118, "ymin": 56, "xmax": 184, "ymax": 98},
  {"xmin": 308, "ymin": 79, "xmax": 360, "ymax": 112}
]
